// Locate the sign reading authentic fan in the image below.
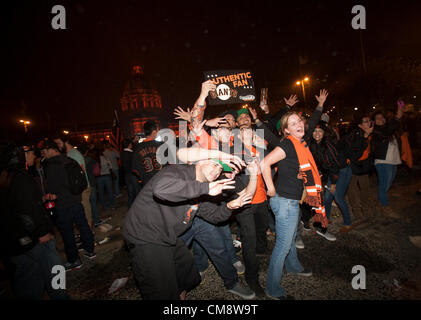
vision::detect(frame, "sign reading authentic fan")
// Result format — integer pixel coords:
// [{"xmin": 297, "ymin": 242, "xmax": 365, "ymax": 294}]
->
[{"xmin": 204, "ymin": 70, "xmax": 256, "ymax": 105}]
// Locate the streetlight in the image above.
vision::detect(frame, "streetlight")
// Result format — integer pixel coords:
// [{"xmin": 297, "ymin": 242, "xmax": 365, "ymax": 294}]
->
[
  {"xmin": 84, "ymin": 135, "xmax": 89, "ymax": 142},
  {"xmin": 19, "ymin": 119, "xmax": 31, "ymax": 133},
  {"xmin": 63, "ymin": 130, "xmax": 69, "ymax": 134},
  {"xmin": 296, "ymin": 76, "xmax": 310, "ymax": 104}
]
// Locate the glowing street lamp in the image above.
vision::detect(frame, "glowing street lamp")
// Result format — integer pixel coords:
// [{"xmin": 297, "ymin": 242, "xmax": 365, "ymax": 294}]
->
[
  {"xmin": 84, "ymin": 135, "xmax": 89, "ymax": 142},
  {"xmin": 296, "ymin": 76, "xmax": 310, "ymax": 103},
  {"xmin": 63, "ymin": 130, "xmax": 69, "ymax": 134},
  {"xmin": 19, "ymin": 119, "xmax": 31, "ymax": 133}
]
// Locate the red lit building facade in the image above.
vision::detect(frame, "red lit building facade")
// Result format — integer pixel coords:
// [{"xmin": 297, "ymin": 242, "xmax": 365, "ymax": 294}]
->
[{"xmin": 119, "ymin": 65, "xmax": 178, "ymax": 137}]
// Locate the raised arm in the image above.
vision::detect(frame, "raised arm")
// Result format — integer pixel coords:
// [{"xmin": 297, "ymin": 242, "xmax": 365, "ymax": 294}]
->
[
  {"xmin": 176, "ymin": 147, "xmax": 245, "ymax": 171},
  {"xmin": 191, "ymin": 80, "xmax": 216, "ymax": 128},
  {"xmin": 261, "ymin": 146, "xmax": 286, "ymax": 196},
  {"xmin": 305, "ymin": 89, "xmax": 328, "ymax": 140}
]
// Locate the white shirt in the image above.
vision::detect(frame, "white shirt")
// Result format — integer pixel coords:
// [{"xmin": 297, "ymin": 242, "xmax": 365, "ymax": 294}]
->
[{"xmin": 375, "ymin": 137, "xmax": 402, "ymax": 165}]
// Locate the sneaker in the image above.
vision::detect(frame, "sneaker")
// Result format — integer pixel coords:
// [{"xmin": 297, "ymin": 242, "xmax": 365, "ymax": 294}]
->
[
  {"xmin": 288, "ymin": 268, "xmax": 312, "ymax": 277},
  {"xmin": 82, "ymin": 250, "xmax": 96, "ymax": 260},
  {"xmin": 266, "ymin": 292, "xmax": 295, "ymax": 300},
  {"xmin": 295, "ymin": 239, "xmax": 305, "ymax": 249},
  {"xmin": 316, "ymin": 230, "xmax": 337, "ymax": 241},
  {"xmin": 227, "ymin": 283, "xmax": 256, "ymax": 300},
  {"xmin": 247, "ymin": 281, "xmax": 265, "ymax": 297},
  {"xmin": 233, "ymin": 261, "xmax": 245, "ymax": 275},
  {"xmin": 64, "ymin": 259, "xmax": 83, "ymax": 272},
  {"xmin": 303, "ymin": 223, "xmax": 311, "ymax": 231}
]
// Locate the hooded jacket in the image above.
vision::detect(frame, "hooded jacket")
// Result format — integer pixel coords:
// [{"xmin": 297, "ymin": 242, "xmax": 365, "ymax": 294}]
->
[{"xmin": 123, "ymin": 164, "xmax": 234, "ymax": 246}]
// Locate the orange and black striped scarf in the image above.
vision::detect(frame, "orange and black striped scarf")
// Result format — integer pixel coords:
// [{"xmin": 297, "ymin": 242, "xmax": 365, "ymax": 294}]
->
[{"xmin": 287, "ymin": 136, "xmax": 328, "ymax": 228}]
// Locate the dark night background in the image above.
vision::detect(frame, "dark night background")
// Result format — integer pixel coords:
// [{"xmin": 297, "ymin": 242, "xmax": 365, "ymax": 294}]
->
[{"xmin": 1, "ymin": 0, "xmax": 421, "ymax": 139}]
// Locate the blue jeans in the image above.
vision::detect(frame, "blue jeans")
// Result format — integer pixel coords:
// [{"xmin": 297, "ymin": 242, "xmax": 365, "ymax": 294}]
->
[
  {"xmin": 267, "ymin": 196, "xmax": 304, "ymax": 297},
  {"xmin": 112, "ymin": 169, "xmax": 120, "ymax": 196},
  {"xmin": 324, "ymin": 166, "xmax": 353, "ymax": 226},
  {"xmin": 55, "ymin": 203, "xmax": 95, "ymax": 263},
  {"xmin": 125, "ymin": 174, "xmax": 140, "ymax": 208},
  {"xmin": 192, "ymin": 222, "xmax": 239, "ymax": 272},
  {"xmin": 180, "ymin": 217, "xmax": 238, "ymax": 289},
  {"xmin": 96, "ymin": 174, "xmax": 115, "ymax": 208},
  {"xmin": 10, "ymin": 239, "xmax": 70, "ymax": 300},
  {"xmin": 375, "ymin": 163, "xmax": 397, "ymax": 206},
  {"xmin": 89, "ymin": 185, "xmax": 101, "ymax": 224}
]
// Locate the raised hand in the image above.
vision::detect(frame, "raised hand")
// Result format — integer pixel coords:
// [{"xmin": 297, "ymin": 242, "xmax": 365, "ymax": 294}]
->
[
  {"xmin": 174, "ymin": 106, "xmax": 192, "ymax": 123},
  {"xmin": 200, "ymin": 80, "xmax": 217, "ymax": 99},
  {"xmin": 249, "ymin": 107, "xmax": 258, "ymax": 120},
  {"xmin": 219, "ymin": 153, "xmax": 246, "ymax": 173},
  {"xmin": 206, "ymin": 117, "xmax": 225, "ymax": 128},
  {"xmin": 227, "ymin": 192, "xmax": 253, "ymax": 210},
  {"xmin": 208, "ymin": 178, "xmax": 236, "ymax": 196},
  {"xmin": 315, "ymin": 89, "xmax": 329, "ymax": 107},
  {"xmin": 397, "ymin": 100, "xmax": 405, "ymax": 119},
  {"xmin": 284, "ymin": 94, "xmax": 299, "ymax": 107},
  {"xmin": 190, "ymin": 119, "xmax": 207, "ymax": 137},
  {"xmin": 259, "ymin": 103, "xmax": 269, "ymax": 114}
]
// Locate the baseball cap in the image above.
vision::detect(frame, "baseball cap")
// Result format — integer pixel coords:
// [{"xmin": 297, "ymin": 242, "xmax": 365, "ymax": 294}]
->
[
  {"xmin": 236, "ymin": 108, "xmax": 250, "ymax": 120},
  {"xmin": 211, "ymin": 159, "xmax": 233, "ymax": 172}
]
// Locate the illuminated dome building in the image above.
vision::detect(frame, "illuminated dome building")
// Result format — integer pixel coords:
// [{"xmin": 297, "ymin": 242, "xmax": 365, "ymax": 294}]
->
[{"xmin": 119, "ymin": 65, "xmax": 178, "ymax": 137}]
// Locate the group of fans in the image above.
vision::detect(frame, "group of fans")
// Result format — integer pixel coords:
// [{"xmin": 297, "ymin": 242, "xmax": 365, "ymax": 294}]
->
[{"xmin": 0, "ymin": 79, "xmax": 414, "ymax": 300}]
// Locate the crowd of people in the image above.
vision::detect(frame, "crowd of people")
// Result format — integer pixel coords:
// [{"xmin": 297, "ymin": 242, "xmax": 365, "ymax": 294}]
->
[{"xmin": 0, "ymin": 80, "xmax": 419, "ymax": 300}]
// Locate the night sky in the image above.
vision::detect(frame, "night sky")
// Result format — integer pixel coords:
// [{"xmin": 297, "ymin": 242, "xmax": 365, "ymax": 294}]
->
[{"xmin": 2, "ymin": 0, "xmax": 420, "ymax": 138}]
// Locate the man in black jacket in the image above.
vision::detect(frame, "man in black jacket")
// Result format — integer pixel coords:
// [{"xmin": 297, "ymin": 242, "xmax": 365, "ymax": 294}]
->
[
  {"xmin": 123, "ymin": 150, "xmax": 253, "ymax": 300},
  {"xmin": 42, "ymin": 140, "xmax": 95, "ymax": 271},
  {"xmin": 0, "ymin": 143, "xmax": 69, "ymax": 299}
]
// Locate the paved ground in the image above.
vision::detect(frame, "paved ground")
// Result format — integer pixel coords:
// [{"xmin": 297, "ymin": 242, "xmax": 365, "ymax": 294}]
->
[
  {"xmin": 2, "ymin": 163, "xmax": 420, "ymax": 300},
  {"xmin": 59, "ymin": 163, "xmax": 421, "ymax": 301}
]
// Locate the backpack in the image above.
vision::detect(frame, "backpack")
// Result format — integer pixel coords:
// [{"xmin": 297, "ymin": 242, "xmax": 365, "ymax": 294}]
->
[{"xmin": 63, "ymin": 157, "xmax": 87, "ymax": 195}]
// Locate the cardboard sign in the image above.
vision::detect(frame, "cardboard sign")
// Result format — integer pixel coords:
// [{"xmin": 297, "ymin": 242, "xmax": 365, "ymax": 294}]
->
[{"xmin": 204, "ymin": 70, "xmax": 256, "ymax": 105}]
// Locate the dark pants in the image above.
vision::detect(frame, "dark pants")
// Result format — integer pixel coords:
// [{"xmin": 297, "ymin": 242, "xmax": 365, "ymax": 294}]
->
[
  {"xmin": 235, "ymin": 204, "xmax": 259, "ymax": 284},
  {"xmin": 125, "ymin": 174, "xmax": 140, "ymax": 208},
  {"xmin": 127, "ymin": 238, "xmax": 201, "ymax": 300},
  {"xmin": 254, "ymin": 202, "xmax": 269, "ymax": 253},
  {"xmin": 55, "ymin": 203, "xmax": 95, "ymax": 263},
  {"xmin": 10, "ymin": 239, "xmax": 70, "ymax": 300},
  {"xmin": 181, "ymin": 217, "xmax": 238, "ymax": 289}
]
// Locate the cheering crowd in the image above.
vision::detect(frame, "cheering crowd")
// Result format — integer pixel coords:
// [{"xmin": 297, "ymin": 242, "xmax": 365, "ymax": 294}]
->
[{"xmin": 0, "ymin": 80, "xmax": 419, "ymax": 300}]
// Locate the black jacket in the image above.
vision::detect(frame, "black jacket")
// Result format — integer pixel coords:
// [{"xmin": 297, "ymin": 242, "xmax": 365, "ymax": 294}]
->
[
  {"xmin": 339, "ymin": 127, "xmax": 372, "ymax": 175},
  {"xmin": 44, "ymin": 154, "xmax": 81, "ymax": 209},
  {"xmin": 372, "ymin": 119, "xmax": 401, "ymax": 160},
  {"xmin": 0, "ymin": 169, "xmax": 53, "ymax": 257},
  {"xmin": 309, "ymin": 138, "xmax": 347, "ymax": 185},
  {"xmin": 123, "ymin": 164, "xmax": 234, "ymax": 246}
]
